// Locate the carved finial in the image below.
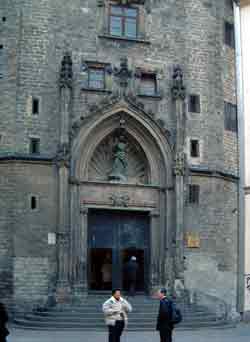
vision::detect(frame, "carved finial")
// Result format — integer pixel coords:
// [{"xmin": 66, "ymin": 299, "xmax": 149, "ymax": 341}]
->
[
  {"xmin": 55, "ymin": 142, "xmax": 71, "ymax": 168},
  {"xmin": 114, "ymin": 57, "xmax": 132, "ymax": 96},
  {"xmin": 171, "ymin": 65, "xmax": 186, "ymax": 101},
  {"xmin": 60, "ymin": 52, "xmax": 73, "ymax": 88},
  {"xmin": 174, "ymin": 151, "xmax": 186, "ymax": 176}
]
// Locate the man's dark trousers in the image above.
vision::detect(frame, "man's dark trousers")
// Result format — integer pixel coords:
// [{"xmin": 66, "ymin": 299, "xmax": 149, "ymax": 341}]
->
[
  {"xmin": 159, "ymin": 328, "xmax": 172, "ymax": 342},
  {"xmin": 108, "ymin": 320, "xmax": 125, "ymax": 342}
]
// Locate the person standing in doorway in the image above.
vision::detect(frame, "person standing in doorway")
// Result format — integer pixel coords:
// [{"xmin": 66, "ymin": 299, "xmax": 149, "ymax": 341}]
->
[
  {"xmin": 103, "ymin": 289, "xmax": 132, "ymax": 342},
  {"xmin": 124, "ymin": 256, "xmax": 138, "ymax": 296},
  {"xmin": 156, "ymin": 288, "xmax": 174, "ymax": 342},
  {"xmin": 0, "ymin": 302, "xmax": 9, "ymax": 342}
]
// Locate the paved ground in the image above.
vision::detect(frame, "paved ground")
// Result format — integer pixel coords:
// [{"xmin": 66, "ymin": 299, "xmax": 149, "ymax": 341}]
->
[{"xmin": 9, "ymin": 324, "xmax": 250, "ymax": 342}]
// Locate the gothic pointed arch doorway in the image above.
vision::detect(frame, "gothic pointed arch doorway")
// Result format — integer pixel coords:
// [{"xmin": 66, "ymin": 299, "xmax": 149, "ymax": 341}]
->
[{"xmin": 69, "ymin": 101, "xmax": 175, "ymax": 296}]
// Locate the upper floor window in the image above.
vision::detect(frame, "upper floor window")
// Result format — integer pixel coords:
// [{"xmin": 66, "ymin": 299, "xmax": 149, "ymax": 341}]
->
[
  {"xmin": 109, "ymin": 5, "xmax": 138, "ymax": 39},
  {"xmin": 224, "ymin": 101, "xmax": 237, "ymax": 132},
  {"xmin": 188, "ymin": 95, "xmax": 200, "ymax": 113},
  {"xmin": 32, "ymin": 97, "xmax": 40, "ymax": 115},
  {"xmin": 224, "ymin": 21, "xmax": 235, "ymax": 48},
  {"xmin": 81, "ymin": 61, "xmax": 112, "ymax": 92},
  {"xmin": 190, "ymin": 139, "xmax": 200, "ymax": 158},
  {"xmin": 0, "ymin": 45, "xmax": 4, "ymax": 78},
  {"xmin": 88, "ymin": 67, "xmax": 105, "ymax": 90},
  {"xmin": 139, "ymin": 73, "xmax": 157, "ymax": 96}
]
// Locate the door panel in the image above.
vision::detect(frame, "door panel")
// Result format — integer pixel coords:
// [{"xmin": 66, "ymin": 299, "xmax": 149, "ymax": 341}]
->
[{"xmin": 88, "ymin": 209, "xmax": 149, "ymax": 292}]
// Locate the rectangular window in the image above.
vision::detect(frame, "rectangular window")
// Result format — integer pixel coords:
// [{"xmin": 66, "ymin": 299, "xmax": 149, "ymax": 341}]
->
[
  {"xmin": 30, "ymin": 196, "xmax": 38, "ymax": 210},
  {"xmin": 32, "ymin": 98, "xmax": 40, "ymax": 115},
  {"xmin": 189, "ymin": 185, "xmax": 200, "ymax": 204},
  {"xmin": 110, "ymin": 5, "xmax": 138, "ymax": 39},
  {"xmin": 0, "ymin": 45, "xmax": 4, "ymax": 78},
  {"xmin": 29, "ymin": 138, "xmax": 40, "ymax": 154},
  {"xmin": 139, "ymin": 73, "xmax": 157, "ymax": 96},
  {"xmin": 190, "ymin": 139, "xmax": 199, "ymax": 158},
  {"xmin": 188, "ymin": 95, "xmax": 200, "ymax": 113},
  {"xmin": 224, "ymin": 102, "xmax": 237, "ymax": 132},
  {"xmin": 88, "ymin": 67, "xmax": 105, "ymax": 90},
  {"xmin": 224, "ymin": 21, "xmax": 235, "ymax": 48}
]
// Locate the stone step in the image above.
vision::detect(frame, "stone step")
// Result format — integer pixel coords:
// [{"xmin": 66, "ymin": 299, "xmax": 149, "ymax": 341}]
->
[
  {"xmin": 14, "ymin": 316, "xmax": 226, "ymax": 326},
  {"xmin": 31, "ymin": 311, "xmax": 211, "ymax": 318},
  {"xmin": 48, "ymin": 303, "xmax": 203, "ymax": 310},
  {"xmin": 14, "ymin": 318, "xmax": 233, "ymax": 331},
  {"xmin": 14, "ymin": 295, "xmax": 230, "ymax": 332}
]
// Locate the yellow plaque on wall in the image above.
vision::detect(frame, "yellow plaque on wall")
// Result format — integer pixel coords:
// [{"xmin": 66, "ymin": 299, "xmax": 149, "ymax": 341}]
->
[{"xmin": 186, "ymin": 232, "xmax": 200, "ymax": 248}]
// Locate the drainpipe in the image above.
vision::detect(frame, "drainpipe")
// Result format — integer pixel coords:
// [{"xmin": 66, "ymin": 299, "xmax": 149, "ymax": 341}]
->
[{"xmin": 233, "ymin": 0, "xmax": 245, "ymax": 315}]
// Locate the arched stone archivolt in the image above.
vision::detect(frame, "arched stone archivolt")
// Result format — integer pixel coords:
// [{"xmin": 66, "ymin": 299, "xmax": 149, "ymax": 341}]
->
[
  {"xmin": 71, "ymin": 103, "xmax": 174, "ymax": 187},
  {"xmin": 69, "ymin": 102, "xmax": 176, "ymax": 292}
]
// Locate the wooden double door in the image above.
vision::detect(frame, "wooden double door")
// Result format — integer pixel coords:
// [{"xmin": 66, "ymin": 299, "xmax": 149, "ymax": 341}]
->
[{"xmin": 88, "ymin": 209, "xmax": 150, "ymax": 293}]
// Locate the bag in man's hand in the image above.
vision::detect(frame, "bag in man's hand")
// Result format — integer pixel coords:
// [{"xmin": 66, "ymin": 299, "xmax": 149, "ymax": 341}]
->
[{"xmin": 171, "ymin": 302, "xmax": 182, "ymax": 324}]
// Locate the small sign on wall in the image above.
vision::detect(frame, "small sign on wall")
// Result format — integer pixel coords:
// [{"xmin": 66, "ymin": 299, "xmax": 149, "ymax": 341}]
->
[
  {"xmin": 185, "ymin": 232, "xmax": 200, "ymax": 248},
  {"xmin": 245, "ymin": 274, "xmax": 250, "ymax": 310},
  {"xmin": 48, "ymin": 233, "xmax": 56, "ymax": 245}
]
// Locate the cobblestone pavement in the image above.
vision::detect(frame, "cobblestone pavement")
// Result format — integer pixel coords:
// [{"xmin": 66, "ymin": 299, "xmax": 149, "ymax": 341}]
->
[{"xmin": 9, "ymin": 324, "xmax": 250, "ymax": 342}]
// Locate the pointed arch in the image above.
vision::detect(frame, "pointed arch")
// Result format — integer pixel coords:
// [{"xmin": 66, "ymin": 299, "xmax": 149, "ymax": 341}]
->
[{"xmin": 71, "ymin": 102, "xmax": 174, "ymax": 187}]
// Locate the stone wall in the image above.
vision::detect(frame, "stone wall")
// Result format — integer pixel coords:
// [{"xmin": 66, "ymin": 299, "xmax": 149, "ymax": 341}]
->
[
  {"xmin": 0, "ymin": 0, "xmax": 239, "ymax": 311},
  {"xmin": 0, "ymin": 162, "xmax": 57, "ymax": 310},
  {"xmin": 184, "ymin": 176, "xmax": 238, "ymax": 307}
]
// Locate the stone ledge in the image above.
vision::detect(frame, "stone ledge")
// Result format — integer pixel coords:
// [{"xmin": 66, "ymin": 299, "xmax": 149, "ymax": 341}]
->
[
  {"xmin": 0, "ymin": 153, "xmax": 54, "ymax": 164},
  {"xmin": 81, "ymin": 87, "xmax": 112, "ymax": 94},
  {"xmin": 98, "ymin": 34, "xmax": 150, "ymax": 45},
  {"xmin": 189, "ymin": 166, "xmax": 239, "ymax": 182},
  {"xmin": 137, "ymin": 94, "xmax": 162, "ymax": 100}
]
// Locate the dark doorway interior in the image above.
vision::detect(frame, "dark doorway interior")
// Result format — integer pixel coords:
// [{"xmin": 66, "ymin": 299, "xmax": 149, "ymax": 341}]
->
[
  {"xmin": 122, "ymin": 248, "xmax": 145, "ymax": 292},
  {"xmin": 88, "ymin": 209, "xmax": 150, "ymax": 293},
  {"xmin": 89, "ymin": 248, "xmax": 112, "ymax": 290}
]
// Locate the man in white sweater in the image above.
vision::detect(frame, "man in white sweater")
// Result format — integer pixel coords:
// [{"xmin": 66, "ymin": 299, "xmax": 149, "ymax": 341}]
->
[{"xmin": 103, "ymin": 289, "xmax": 132, "ymax": 342}]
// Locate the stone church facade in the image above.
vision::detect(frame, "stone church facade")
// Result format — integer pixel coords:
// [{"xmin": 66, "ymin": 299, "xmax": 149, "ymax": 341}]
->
[{"xmin": 0, "ymin": 0, "xmax": 239, "ymax": 315}]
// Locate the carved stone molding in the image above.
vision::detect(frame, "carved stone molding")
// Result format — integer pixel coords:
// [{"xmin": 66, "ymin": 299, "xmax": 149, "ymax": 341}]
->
[
  {"xmin": 109, "ymin": 193, "xmax": 130, "ymax": 207},
  {"xmin": 171, "ymin": 65, "xmax": 186, "ymax": 101},
  {"xmin": 149, "ymin": 210, "xmax": 160, "ymax": 218},
  {"xmin": 114, "ymin": 57, "xmax": 133, "ymax": 96},
  {"xmin": 111, "ymin": 0, "xmax": 145, "ymax": 5},
  {"xmin": 174, "ymin": 151, "xmax": 186, "ymax": 176},
  {"xmin": 55, "ymin": 143, "xmax": 71, "ymax": 168},
  {"xmin": 70, "ymin": 93, "xmax": 172, "ymax": 147},
  {"xmin": 80, "ymin": 206, "xmax": 89, "ymax": 215},
  {"xmin": 69, "ymin": 176, "xmax": 81, "ymax": 186},
  {"xmin": 57, "ymin": 232, "xmax": 70, "ymax": 246},
  {"xmin": 60, "ymin": 52, "xmax": 73, "ymax": 89}
]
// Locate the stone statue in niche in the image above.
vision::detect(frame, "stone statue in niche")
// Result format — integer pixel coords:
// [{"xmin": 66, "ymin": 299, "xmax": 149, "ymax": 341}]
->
[{"xmin": 109, "ymin": 134, "xmax": 128, "ymax": 182}]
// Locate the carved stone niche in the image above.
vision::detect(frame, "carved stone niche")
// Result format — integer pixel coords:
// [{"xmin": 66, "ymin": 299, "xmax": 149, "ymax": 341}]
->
[{"xmin": 87, "ymin": 132, "xmax": 149, "ymax": 184}]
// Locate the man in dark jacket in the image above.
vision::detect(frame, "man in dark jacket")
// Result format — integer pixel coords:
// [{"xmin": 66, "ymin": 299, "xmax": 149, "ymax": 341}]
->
[
  {"xmin": 0, "ymin": 302, "xmax": 9, "ymax": 342},
  {"xmin": 156, "ymin": 288, "xmax": 174, "ymax": 342},
  {"xmin": 124, "ymin": 256, "xmax": 138, "ymax": 296}
]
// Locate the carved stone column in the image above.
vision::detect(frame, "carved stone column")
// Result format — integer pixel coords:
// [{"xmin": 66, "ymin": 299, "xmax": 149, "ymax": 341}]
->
[
  {"xmin": 72, "ymin": 206, "xmax": 88, "ymax": 296},
  {"xmin": 149, "ymin": 209, "xmax": 161, "ymax": 292},
  {"xmin": 56, "ymin": 163, "xmax": 71, "ymax": 302},
  {"xmin": 56, "ymin": 52, "xmax": 73, "ymax": 300},
  {"xmin": 172, "ymin": 66, "xmax": 186, "ymax": 283}
]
